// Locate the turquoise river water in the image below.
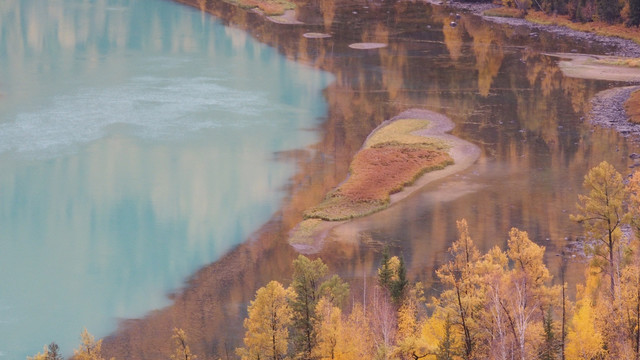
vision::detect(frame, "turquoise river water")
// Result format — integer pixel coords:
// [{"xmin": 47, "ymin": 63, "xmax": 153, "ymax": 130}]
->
[{"xmin": 0, "ymin": 0, "xmax": 332, "ymax": 357}]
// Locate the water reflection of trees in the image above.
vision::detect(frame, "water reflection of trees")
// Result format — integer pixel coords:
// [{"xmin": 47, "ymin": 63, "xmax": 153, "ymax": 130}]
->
[{"xmin": 96, "ymin": 0, "xmax": 635, "ymax": 358}]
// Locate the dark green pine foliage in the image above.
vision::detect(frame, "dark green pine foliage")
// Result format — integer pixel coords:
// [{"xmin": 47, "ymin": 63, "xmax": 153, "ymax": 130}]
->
[
  {"xmin": 390, "ymin": 256, "xmax": 408, "ymax": 305},
  {"xmin": 539, "ymin": 308, "xmax": 560, "ymax": 360},
  {"xmin": 46, "ymin": 343, "xmax": 63, "ymax": 360},
  {"xmin": 437, "ymin": 315, "xmax": 456, "ymax": 360},
  {"xmin": 290, "ymin": 255, "xmax": 328, "ymax": 360},
  {"xmin": 597, "ymin": 0, "xmax": 620, "ymax": 23},
  {"xmin": 629, "ymin": 0, "xmax": 640, "ymax": 26},
  {"xmin": 378, "ymin": 247, "xmax": 393, "ymax": 290}
]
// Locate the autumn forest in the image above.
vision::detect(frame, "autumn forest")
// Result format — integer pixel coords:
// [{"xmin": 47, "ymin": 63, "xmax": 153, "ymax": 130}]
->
[
  {"xmin": 226, "ymin": 161, "xmax": 640, "ymax": 360},
  {"xmin": 35, "ymin": 160, "xmax": 640, "ymax": 360}
]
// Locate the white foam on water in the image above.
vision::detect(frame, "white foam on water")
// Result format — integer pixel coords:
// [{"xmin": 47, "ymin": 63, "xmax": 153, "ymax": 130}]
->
[{"xmin": 0, "ymin": 76, "xmax": 268, "ymax": 158}]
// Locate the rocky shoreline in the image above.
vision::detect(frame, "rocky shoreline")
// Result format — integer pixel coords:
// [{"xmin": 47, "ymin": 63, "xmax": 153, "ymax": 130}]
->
[{"xmin": 590, "ymin": 86, "xmax": 640, "ymax": 140}]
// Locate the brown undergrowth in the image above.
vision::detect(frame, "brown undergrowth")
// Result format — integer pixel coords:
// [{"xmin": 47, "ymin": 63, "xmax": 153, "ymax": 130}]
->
[
  {"xmin": 483, "ymin": 7, "xmax": 525, "ymax": 18},
  {"xmin": 303, "ymin": 119, "xmax": 453, "ymax": 221},
  {"xmin": 625, "ymin": 90, "xmax": 640, "ymax": 124}
]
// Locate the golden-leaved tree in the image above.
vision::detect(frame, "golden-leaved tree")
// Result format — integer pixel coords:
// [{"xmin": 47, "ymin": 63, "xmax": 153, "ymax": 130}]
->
[
  {"xmin": 568, "ymin": 161, "xmax": 639, "ymax": 358},
  {"xmin": 565, "ymin": 270, "xmax": 606, "ymax": 360},
  {"xmin": 170, "ymin": 328, "xmax": 197, "ymax": 360},
  {"xmin": 434, "ymin": 221, "xmax": 559, "ymax": 360},
  {"xmin": 237, "ymin": 280, "xmax": 294, "ymax": 360},
  {"xmin": 571, "ymin": 161, "xmax": 629, "ymax": 299},
  {"xmin": 73, "ymin": 329, "xmax": 113, "ymax": 360},
  {"xmin": 435, "ymin": 219, "xmax": 483, "ymax": 360}
]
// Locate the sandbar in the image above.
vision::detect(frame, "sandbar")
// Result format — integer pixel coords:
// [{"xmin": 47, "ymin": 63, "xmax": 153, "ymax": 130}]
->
[
  {"xmin": 303, "ymin": 32, "xmax": 332, "ymax": 39},
  {"xmin": 348, "ymin": 42, "xmax": 388, "ymax": 50},
  {"xmin": 289, "ymin": 109, "xmax": 480, "ymax": 253},
  {"xmin": 545, "ymin": 52, "xmax": 640, "ymax": 82},
  {"xmin": 266, "ymin": 9, "xmax": 303, "ymax": 24}
]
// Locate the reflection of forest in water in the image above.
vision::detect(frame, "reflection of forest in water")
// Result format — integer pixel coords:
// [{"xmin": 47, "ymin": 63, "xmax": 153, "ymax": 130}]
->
[{"xmin": 107, "ymin": 0, "xmax": 638, "ymax": 358}]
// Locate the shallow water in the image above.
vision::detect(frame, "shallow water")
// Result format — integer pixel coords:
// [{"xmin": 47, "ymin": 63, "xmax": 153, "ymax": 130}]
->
[{"xmin": 0, "ymin": 0, "xmax": 331, "ymax": 357}]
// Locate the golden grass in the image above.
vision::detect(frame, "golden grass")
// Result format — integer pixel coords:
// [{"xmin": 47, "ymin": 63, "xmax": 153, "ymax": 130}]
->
[
  {"xmin": 226, "ymin": 0, "xmax": 294, "ymax": 16},
  {"xmin": 304, "ymin": 146, "xmax": 453, "ymax": 221},
  {"xmin": 303, "ymin": 118, "xmax": 454, "ymax": 221},
  {"xmin": 525, "ymin": 10, "xmax": 640, "ymax": 45},
  {"xmin": 483, "ymin": 7, "xmax": 525, "ymax": 18},
  {"xmin": 364, "ymin": 119, "xmax": 449, "ymax": 150},
  {"xmin": 592, "ymin": 58, "xmax": 640, "ymax": 68},
  {"xmin": 625, "ymin": 90, "xmax": 640, "ymax": 124}
]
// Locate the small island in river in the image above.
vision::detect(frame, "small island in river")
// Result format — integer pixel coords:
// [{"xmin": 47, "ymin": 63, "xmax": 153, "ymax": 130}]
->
[{"xmin": 289, "ymin": 109, "xmax": 480, "ymax": 252}]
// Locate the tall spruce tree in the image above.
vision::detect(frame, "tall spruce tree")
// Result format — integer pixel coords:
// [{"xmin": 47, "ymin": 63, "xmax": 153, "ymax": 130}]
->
[
  {"xmin": 597, "ymin": 0, "xmax": 620, "ymax": 23},
  {"xmin": 630, "ymin": 0, "xmax": 640, "ymax": 27},
  {"xmin": 290, "ymin": 255, "xmax": 328, "ymax": 359},
  {"xmin": 378, "ymin": 247, "xmax": 393, "ymax": 290},
  {"xmin": 390, "ymin": 255, "xmax": 408, "ymax": 305}
]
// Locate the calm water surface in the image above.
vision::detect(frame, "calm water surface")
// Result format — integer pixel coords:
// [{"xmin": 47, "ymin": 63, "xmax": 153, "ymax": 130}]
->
[{"xmin": 0, "ymin": 0, "xmax": 331, "ymax": 357}]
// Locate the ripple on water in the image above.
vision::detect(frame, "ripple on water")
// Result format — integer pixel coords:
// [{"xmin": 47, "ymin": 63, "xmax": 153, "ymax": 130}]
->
[{"xmin": 0, "ymin": 76, "xmax": 268, "ymax": 158}]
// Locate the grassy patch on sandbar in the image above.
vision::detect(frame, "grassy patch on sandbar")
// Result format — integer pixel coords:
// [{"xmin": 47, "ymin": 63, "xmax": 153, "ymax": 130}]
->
[
  {"xmin": 364, "ymin": 119, "xmax": 449, "ymax": 150},
  {"xmin": 626, "ymin": 90, "xmax": 640, "ymax": 124},
  {"xmin": 304, "ymin": 119, "xmax": 453, "ymax": 221}
]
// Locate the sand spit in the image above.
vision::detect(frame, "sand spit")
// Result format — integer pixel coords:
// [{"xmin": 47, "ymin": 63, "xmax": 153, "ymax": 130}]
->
[
  {"xmin": 266, "ymin": 9, "xmax": 303, "ymax": 24},
  {"xmin": 348, "ymin": 42, "xmax": 388, "ymax": 49},
  {"xmin": 303, "ymin": 32, "xmax": 332, "ymax": 39},
  {"xmin": 289, "ymin": 109, "xmax": 480, "ymax": 253},
  {"xmin": 543, "ymin": 53, "xmax": 640, "ymax": 82}
]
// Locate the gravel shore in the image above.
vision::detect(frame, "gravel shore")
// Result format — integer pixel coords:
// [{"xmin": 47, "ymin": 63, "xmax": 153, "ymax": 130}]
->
[
  {"xmin": 445, "ymin": 0, "xmax": 640, "ymax": 57},
  {"xmin": 590, "ymin": 86, "xmax": 640, "ymax": 139}
]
